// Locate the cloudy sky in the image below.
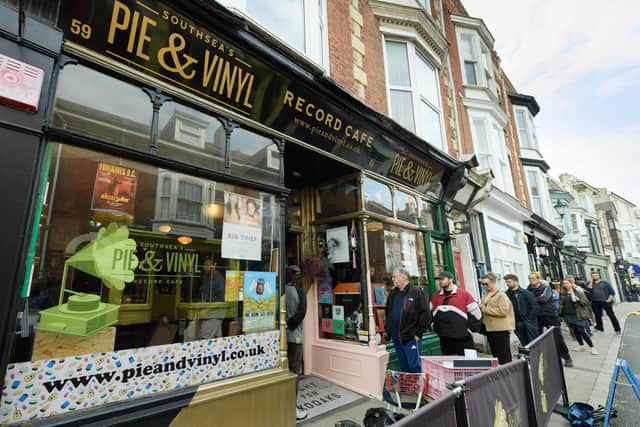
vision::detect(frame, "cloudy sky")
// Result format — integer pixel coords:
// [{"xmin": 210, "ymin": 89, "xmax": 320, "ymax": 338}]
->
[{"xmin": 463, "ymin": 0, "xmax": 640, "ymax": 205}]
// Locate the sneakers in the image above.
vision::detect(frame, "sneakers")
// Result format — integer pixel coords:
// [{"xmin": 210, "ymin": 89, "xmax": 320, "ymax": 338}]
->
[
  {"xmin": 296, "ymin": 408, "xmax": 308, "ymax": 421},
  {"xmin": 591, "ymin": 347, "xmax": 599, "ymax": 355},
  {"xmin": 565, "ymin": 359, "xmax": 574, "ymax": 368},
  {"xmin": 573, "ymin": 345, "xmax": 586, "ymax": 352}
]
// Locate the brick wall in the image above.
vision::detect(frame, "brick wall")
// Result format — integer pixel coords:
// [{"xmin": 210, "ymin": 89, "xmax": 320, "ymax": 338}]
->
[
  {"xmin": 359, "ymin": 0, "xmax": 387, "ymax": 114},
  {"xmin": 328, "ymin": 0, "xmax": 355, "ymax": 93}
]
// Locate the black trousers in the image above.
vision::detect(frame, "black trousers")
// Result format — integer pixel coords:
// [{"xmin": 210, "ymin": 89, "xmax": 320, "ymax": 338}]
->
[
  {"xmin": 567, "ymin": 323, "xmax": 593, "ymax": 347},
  {"xmin": 439, "ymin": 334, "xmax": 475, "ymax": 356},
  {"xmin": 591, "ymin": 301, "xmax": 621, "ymax": 332},
  {"xmin": 538, "ymin": 315, "xmax": 571, "ymax": 361},
  {"xmin": 486, "ymin": 331, "xmax": 512, "ymax": 365}
]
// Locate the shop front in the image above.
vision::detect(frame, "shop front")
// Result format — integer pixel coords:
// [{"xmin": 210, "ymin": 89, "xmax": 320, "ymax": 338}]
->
[
  {"xmin": 524, "ymin": 215, "xmax": 564, "ymax": 283},
  {"xmin": 0, "ymin": 0, "xmax": 464, "ymax": 425}
]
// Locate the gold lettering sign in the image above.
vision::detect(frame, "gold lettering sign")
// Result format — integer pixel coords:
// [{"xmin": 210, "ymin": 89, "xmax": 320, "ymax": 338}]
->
[{"xmin": 390, "ymin": 154, "xmax": 434, "ymax": 187}]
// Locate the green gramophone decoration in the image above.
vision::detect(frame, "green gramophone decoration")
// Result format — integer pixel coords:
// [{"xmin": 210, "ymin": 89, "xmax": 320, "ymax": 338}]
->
[{"xmin": 39, "ymin": 223, "xmax": 139, "ymax": 337}]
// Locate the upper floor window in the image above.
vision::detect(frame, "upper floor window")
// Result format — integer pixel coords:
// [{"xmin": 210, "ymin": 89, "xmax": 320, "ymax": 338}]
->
[
  {"xmin": 384, "ymin": 40, "xmax": 444, "ymax": 150},
  {"xmin": 527, "ymin": 170, "xmax": 543, "ymax": 216},
  {"xmin": 219, "ymin": 0, "xmax": 327, "ymax": 67},
  {"xmin": 470, "ymin": 115, "xmax": 514, "ymax": 196},
  {"xmin": 458, "ymin": 31, "xmax": 495, "ymax": 92},
  {"xmin": 578, "ymin": 192, "xmax": 594, "ymax": 213},
  {"xmin": 514, "ymin": 107, "xmax": 538, "ymax": 150}
]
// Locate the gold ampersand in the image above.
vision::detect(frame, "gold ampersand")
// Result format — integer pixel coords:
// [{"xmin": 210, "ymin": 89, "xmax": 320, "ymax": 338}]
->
[{"xmin": 158, "ymin": 33, "xmax": 199, "ymax": 80}]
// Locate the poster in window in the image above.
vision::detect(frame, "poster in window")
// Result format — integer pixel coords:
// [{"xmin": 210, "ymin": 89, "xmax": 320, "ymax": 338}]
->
[
  {"xmin": 321, "ymin": 304, "xmax": 333, "ymax": 333},
  {"xmin": 326, "ymin": 226, "xmax": 349, "ymax": 264},
  {"xmin": 384, "ymin": 230, "xmax": 402, "ymax": 273},
  {"xmin": 221, "ymin": 191, "xmax": 263, "ymax": 261},
  {"xmin": 318, "ymin": 276, "xmax": 333, "ymax": 304},
  {"xmin": 332, "ymin": 305, "xmax": 345, "ymax": 335},
  {"xmin": 91, "ymin": 162, "xmax": 137, "ymax": 223},
  {"xmin": 401, "ymin": 231, "xmax": 419, "ymax": 277},
  {"xmin": 242, "ymin": 271, "xmax": 276, "ymax": 332},
  {"xmin": 225, "ymin": 270, "xmax": 244, "ymax": 302}
]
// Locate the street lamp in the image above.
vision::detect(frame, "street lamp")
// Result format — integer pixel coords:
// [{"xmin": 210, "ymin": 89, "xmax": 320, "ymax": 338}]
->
[{"xmin": 553, "ymin": 199, "xmax": 569, "ymax": 219}]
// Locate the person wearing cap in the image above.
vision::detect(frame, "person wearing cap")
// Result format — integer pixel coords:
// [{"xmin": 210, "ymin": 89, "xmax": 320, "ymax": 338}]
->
[
  {"xmin": 285, "ymin": 265, "xmax": 308, "ymax": 421},
  {"xmin": 430, "ymin": 271, "xmax": 482, "ymax": 355},
  {"xmin": 384, "ymin": 267, "xmax": 429, "ymax": 373}
]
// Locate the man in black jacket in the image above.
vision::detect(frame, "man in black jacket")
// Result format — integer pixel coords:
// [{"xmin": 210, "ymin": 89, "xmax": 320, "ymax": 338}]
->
[
  {"xmin": 504, "ymin": 274, "xmax": 538, "ymax": 345},
  {"xmin": 527, "ymin": 273, "xmax": 573, "ymax": 367},
  {"xmin": 385, "ymin": 267, "xmax": 429, "ymax": 373}
]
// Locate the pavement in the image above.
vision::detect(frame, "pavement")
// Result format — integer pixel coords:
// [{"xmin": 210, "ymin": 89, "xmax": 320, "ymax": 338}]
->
[{"xmin": 297, "ymin": 302, "xmax": 640, "ymax": 427}]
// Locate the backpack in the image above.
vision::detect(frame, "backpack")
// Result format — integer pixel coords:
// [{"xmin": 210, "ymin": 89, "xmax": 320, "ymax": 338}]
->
[
  {"xmin": 286, "ymin": 284, "xmax": 307, "ymax": 330},
  {"xmin": 362, "ymin": 407, "xmax": 403, "ymax": 427}
]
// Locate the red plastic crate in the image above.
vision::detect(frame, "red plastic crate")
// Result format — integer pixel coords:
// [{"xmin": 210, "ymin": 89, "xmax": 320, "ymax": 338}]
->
[{"xmin": 421, "ymin": 356, "xmax": 498, "ymax": 399}]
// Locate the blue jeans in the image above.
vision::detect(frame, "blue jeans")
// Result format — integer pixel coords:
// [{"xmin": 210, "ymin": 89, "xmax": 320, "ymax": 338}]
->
[{"xmin": 392, "ymin": 338, "xmax": 422, "ymax": 373}]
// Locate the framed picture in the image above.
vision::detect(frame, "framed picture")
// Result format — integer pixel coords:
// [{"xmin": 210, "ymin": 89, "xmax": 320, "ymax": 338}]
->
[{"xmin": 375, "ymin": 308, "xmax": 386, "ymax": 332}]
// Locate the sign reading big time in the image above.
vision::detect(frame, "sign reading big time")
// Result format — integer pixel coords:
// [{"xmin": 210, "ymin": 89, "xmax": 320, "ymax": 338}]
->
[{"xmin": 58, "ymin": 0, "xmax": 446, "ymax": 194}]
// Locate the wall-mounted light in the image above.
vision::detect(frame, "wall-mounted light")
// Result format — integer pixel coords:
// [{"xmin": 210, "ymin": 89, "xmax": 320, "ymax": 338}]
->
[
  {"xmin": 158, "ymin": 224, "xmax": 171, "ymax": 233},
  {"xmin": 177, "ymin": 236, "xmax": 192, "ymax": 245}
]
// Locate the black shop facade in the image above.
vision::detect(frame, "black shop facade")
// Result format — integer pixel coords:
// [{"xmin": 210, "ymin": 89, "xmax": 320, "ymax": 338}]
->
[{"xmin": 0, "ymin": 0, "xmax": 463, "ymax": 425}]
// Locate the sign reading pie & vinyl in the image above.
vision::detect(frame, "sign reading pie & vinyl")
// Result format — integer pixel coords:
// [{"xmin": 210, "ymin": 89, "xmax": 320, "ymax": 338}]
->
[{"xmin": 58, "ymin": 0, "xmax": 445, "ymax": 193}]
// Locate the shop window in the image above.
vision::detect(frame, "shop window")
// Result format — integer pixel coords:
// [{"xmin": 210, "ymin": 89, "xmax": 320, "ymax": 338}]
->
[
  {"xmin": 315, "ymin": 177, "xmax": 360, "ymax": 219},
  {"xmin": 363, "ymin": 176, "xmax": 393, "ymax": 217},
  {"xmin": 229, "ymin": 128, "xmax": 280, "ymax": 186},
  {"xmin": 395, "ymin": 190, "xmax": 418, "ymax": 224},
  {"xmin": 313, "ymin": 222, "xmax": 364, "ymax": 344},
  {"xmin": 431, "ymin": 239, "xmax": 447, "ymax": 277},
  {"xmin": 419, "ymin": 199, "xmax": 437, "ymax": 230},
  {"xmin": 7, "ymin": 143, "xmax": 281, "ymax": 422},
  {"xmin": 158, "ymin": 101, "xmax": 226, "ymax": 171},
  {"xmin": 51, "ymin": 64, "xmax": 152, "ymax": 151},
  {"xmin": 366, "ymin": 222, "xmax": 429, "ymax": 343}
]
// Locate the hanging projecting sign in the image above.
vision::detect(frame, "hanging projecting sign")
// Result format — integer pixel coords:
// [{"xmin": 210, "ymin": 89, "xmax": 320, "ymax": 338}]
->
[{"xmin": 57, "ymin": 0, "xmax": 447, "ymax": 194}]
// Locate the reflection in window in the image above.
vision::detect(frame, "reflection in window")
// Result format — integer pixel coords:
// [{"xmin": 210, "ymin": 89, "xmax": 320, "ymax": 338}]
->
[
  {"xmin": 229, "ymin": 128, "xmax": 280, "ymax": 185},
  {"xmin": 366, "ymin": 221, "xmax": 428, "ymax": 343},
  {"xmin": 158, "ymin": 101, "xmax": 225, "ymax": 171},
  {"xmin": 431, "ymin": 240, "xmax": 447, "ymax": 277},
  {"xmin": 17, "ymin": 143, "xmax": 280, "ymax": 370},
  {"xmin": 395, "ymin": 190, "xmax": 417, "ymax": 223},
  {"xmin": 363, "ymin": 176, "xmax": 393, "ymax": 217},
  {"xmin": 52, "ymin": 64, "xmax": 152, "ymax": 150},
  {"xmin": 419, "ymin": 199, "xmax": 436, "ymax": 229},
  {"xmin": 315, "ymin": 178, "xmax": 359, "ymax": 219}
]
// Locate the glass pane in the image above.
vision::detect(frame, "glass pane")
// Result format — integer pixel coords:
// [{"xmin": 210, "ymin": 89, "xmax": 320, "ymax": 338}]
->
[
  {"xmin": 527, "ymin": 171, "xmax": 540, "ymax": 196},
  {"xmin": 390, "ymin": 89, "xmax": 416, "ymax": 131},
  {"xmin": 229, "ymin": 128, "xmax": 280, "ymax": 185},
  {"xmin": 417, "ymin": 100, "xmax": 443, "ymax": 148},
  {"xmin": 363, "ymin": 176, "xmax": 393, "ymax": 217},
  {"xmin": 464, "ymin": 61, "xmax": 478, "ymax": 85},
  {"xmin": 315, "ymin": 177, "xmax": 359, "ymax": 218},
  {"xmin": 315, "ymin": 221, "xmax": 364, "ymax": 344},
  {"xmin": 158, "ymin": 101, "xmax": 225, "ymax": 171},
  {"xmin": 247, "ymin": 0, "xmax": 305, "ymax": 51},
  {"xmin": 52, "ymin": 64, "xmax": 152, "ymax": 150},
  {"xmin": 472, "ymin": 119, "xmax": 489, "ymax": 153},
  {"xmin": 460, "ymin": 35, "xmax": 474, "ymax": 59},
  {"xmin": 395, "ymin": 190, "xmax": 418, "ymax": 223},
  {"xmin": 416, "ymin": 52, "xmax": 438, "ymax": 106},
  {"xmin": 431, "ymin": 240, "xmax": 447, "ymax": 277},
  {"xmin": 419, "ymin": 199, "xmax": 436, "ymax": 229},
  {"xmin": 17, "ymin": 142, "xmax": 280, "ymax": 356},
  {"xmin": 366, "ymin": 222, "xmax": 429, "ymax": 343},
  {"xmin": 385, "ymin": 41, "xmax": 411, "ymax": 86}
]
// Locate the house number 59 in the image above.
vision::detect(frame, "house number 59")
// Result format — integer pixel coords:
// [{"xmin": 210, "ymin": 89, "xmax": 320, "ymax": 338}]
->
[{"xmin": 70, "ymin": 18, "xmax": 92, "ymax": 39}]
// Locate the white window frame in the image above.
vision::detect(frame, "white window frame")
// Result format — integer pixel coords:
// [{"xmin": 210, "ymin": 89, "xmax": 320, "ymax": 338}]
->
[
  {"xmin": 469, "ymin": 113, "xmax": 514, "ymax": 196},
  {"xmin": 218, "ymin": 0, "xmax": 328, "ymax": 69},
  {"xmin": 383, "ymin": 38, "xmax": 446, "ymax": 151},
  {"xmin": 416, "ymin": 0, "xmax": 431, "ymax": 14},
  {"xmin": 513, "ymin": 106, "xmax": 539, "ymax": 151},
  {"xmin": 456, "ymin": 29, "xmax": 495, "ymax": 92}
]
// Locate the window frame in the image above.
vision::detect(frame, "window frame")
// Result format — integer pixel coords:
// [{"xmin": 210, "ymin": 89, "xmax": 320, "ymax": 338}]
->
[
  {"xmin": 513, "ymin": 106, "xmax": 539, "ymax": 151},
  {"xmin": 469, "ymin": 113, "xmax": 514, "ymax": 196},
  {"xmin": 383, "ymin": 38, "xmax": 446, "ymax": 151},
  {"xmin": 456, "ymin": 29, "xmax": 495, "ymax": 92}
]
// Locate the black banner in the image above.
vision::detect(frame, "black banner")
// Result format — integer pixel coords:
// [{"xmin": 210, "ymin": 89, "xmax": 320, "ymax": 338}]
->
[
  {"xmin": 393, "ymin": 391, "xmax": 457, "ymax": 427},
  {"xmin": 464, "ymin": 359, "xmax": 535, "ymax": 427},
  {"xmin": 57, "ymin": 0, "xmax": 446, "ymax": 194},
  {"xmin": 524, "ymin": 327, "xmax": 566, "ymax": 426}
]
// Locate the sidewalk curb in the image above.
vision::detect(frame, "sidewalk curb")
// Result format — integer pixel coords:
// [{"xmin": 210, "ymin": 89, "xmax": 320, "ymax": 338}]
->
[{"xmin": 588, "ymin": 307, "xmax": 634, "ymax": 406}]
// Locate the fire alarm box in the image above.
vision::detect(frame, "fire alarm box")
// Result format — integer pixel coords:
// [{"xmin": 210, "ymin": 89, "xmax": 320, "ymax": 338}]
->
[{"xmin": 0, "ymin": 54, "xmax": 44, "ymax": 113}]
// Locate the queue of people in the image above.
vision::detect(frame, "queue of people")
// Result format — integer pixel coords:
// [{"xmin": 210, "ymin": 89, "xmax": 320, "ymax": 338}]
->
[{"xmin": 384, "ymin": 266, "xmax": 623, "ymax": 371}]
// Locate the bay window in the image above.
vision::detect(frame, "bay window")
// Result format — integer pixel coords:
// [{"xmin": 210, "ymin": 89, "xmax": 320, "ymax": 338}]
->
[
  {"xmin": 514, "ymin": 106, "xmax": 539, "ymax": 150},
  {"xmin": 458, "ymin": 30, "xmax": 495, "ymax": 92},
  {"xmin": 384, "ymin": 40, "xmax": 445, "ymax": 150},
  {"xmin": 470, "ymin": 115, "xmax": 514, "ymax": 195}
]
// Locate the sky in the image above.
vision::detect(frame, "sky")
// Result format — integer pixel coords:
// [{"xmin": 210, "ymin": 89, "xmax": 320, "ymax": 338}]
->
[{"xmin": 463, "ymin": 0, "xmax": 640, "ymax": 206}]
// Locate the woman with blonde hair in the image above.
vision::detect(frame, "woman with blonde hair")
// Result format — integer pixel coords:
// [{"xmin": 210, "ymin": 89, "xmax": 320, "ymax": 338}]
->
[
  {"xmin": 480, "ymin": 272, "xmax": 515, "ymax": 364},
  {"xmin": 559, "ymin": 279, "xmax": 599, "ymax": 355}
]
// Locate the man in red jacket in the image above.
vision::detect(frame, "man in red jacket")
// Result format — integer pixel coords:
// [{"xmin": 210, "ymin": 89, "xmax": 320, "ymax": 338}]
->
[{"xmin": 430, "ymin": 271, "xmax": 482, "ymax": 355}]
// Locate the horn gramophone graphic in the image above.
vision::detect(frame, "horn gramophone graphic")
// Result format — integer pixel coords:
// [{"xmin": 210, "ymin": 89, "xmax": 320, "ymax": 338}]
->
[{"xmin": 39, "ymin": 223, "xmax": 139, "ymax": 337}]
